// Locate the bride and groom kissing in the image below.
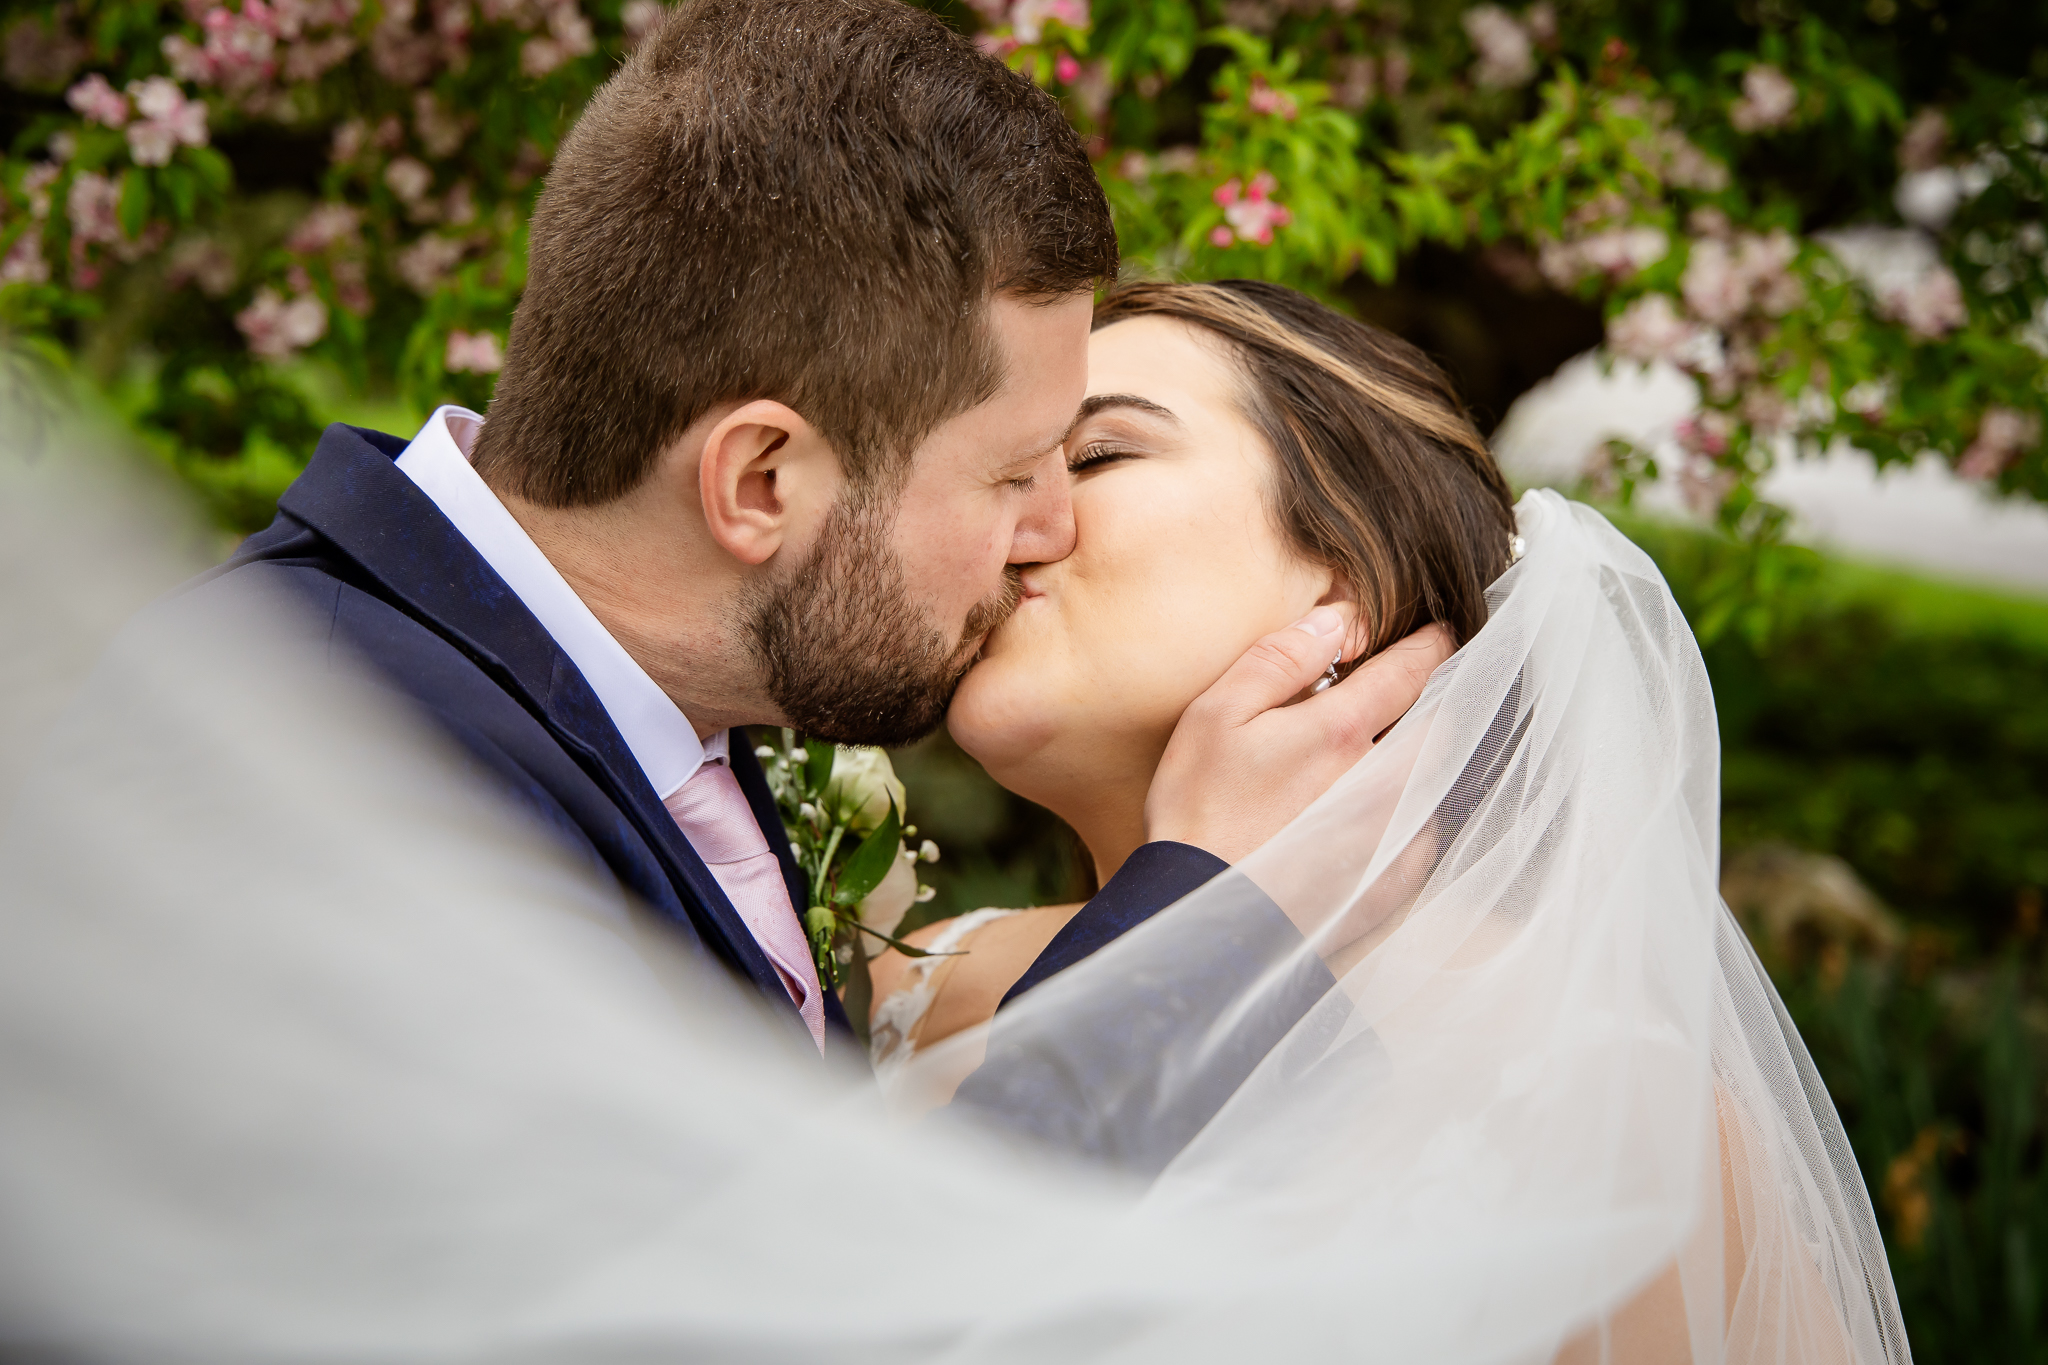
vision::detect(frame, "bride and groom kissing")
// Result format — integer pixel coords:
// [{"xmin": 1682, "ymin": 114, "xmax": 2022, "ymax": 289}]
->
[
  {"xmin": 145, "ymin": 0, "xmax": 1907, "ymax": 1356},
  {"xmin": 213, "ymin": 0, "xmax": 1453, "ymax": 1058}
]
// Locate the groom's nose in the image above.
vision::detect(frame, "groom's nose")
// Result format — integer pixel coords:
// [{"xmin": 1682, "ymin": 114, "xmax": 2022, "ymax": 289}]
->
[{"xmin": 1007, "ymin": 445, "xmax": 1076, "ymax": 565}]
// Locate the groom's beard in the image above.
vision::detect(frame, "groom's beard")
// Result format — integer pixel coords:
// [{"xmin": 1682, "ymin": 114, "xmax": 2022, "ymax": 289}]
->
[{"xmin": 744, "ymin": 493, "xmax": 1022, "ymax": 748}]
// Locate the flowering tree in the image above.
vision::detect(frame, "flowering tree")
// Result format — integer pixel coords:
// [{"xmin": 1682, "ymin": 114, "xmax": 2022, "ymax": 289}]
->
[{"xmin": 3, "ymin": 0, "xmax": 2043, "ymax": 581}]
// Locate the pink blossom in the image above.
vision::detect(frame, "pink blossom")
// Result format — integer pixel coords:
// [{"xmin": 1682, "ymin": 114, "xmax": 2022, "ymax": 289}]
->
[
  {"xmin": 332, "ymin": 256, "xmax": 371, "ymax": 314},
  {"xmin": 548, "ymin": 3, "xmax": 594, "ymax": 54},
  {"xmin": 1680, "ymin": 231, "xmax": 1802, "ymax": 326},
  {"xmin": 196, "ymin": 3, "xmax": 281, "ymax": 90},
  {"xmin": 1328, "ymin": 54, "xmax": 1375, "ymax": 111},
  {"xmin": 621, "ymin": 0, "xmax": 664, "ymax": 44},
  {"xmin": 395, "ymin": 234, "xmax": 464, "ymax": 292},
  {"xmin": 1209, "ymin": 225, "xmax": 1234, "ymax": 248},
  {"xmin": 1538, "ymin": 226, "xmax": 1668, "ymax": 289},
  {"xmin": 1729, "ymin": 64, "xmax": 1797, "ymax": 133},
  {"xmin": 370, "ymin": 9, "xmax": 439, "ymax": 85},
  {"xmin": 1053, "ymin": 49, "xmax": 1080, "ymax": 84},
  {"xmin": 0, "ymin": 230, "xmax": 50, "ymax": 287},
  {"xmin": 1897, "ymin": 107, "xmax": 1948, "ymax": 173},
  {"xmin": 1637, "ymin": 128, "xmax": 1729, "ymax": 192},
  {"xmin": 442, "ymin": 180, "xmax": 476, "ymax": 225},
  {"xmin": 281, "ymin": 33, "xmax": 356, "ymax": 82},
  {"xmin": 123, "ymin": 77, "xmax": 208, "ymax": 166},
  {"xmin": 444, "ymin": 329, "xmax": 504, "ymax": 373},
  {"xmin": 1886, "ymin": 265, "xmax": 1967, "ymax": 339},
  {"xmin": 66, "ymin": 73, "xmax": 129, "ymax": 127},
  {"xmin": 165, "ymin": 235, "xmax": 236, "ymax": 295},
  {"xmin": 1606, "ymin": 294, "xmax": 1697, "ymax": 365},
  {"xmin": 1009, "ymin": 0, "xmax": 1089, "ymax": 43},
  {"xmin": 1677, "ymin": 448, "xmax": 1738, "ymax": 519},
  {"xmin": 236, "ymin": 285, "xmax": 328, "ymax": 358},
  {"xmin": 413, "ymin": 91, "xmax": 469, "ymax": 158},
  {"xmin": 1577, "ymin": 226, "xmax": 1668, "ymax": 278},
  {"xmin": 384, "ymin": 156, "xmax": 434, "ymax": 203},
  {"xmin": 286, "ymin": 203, "xmax": 361, "ymax": 254},
  {"xmin": 1957, "ymin": 405, "xmax": 2041, "ymax": 480},
  {"xmin": 1380, "ymin": 47, "xmax": 1410, "ymax": 98},
  {"xmin": 520, "ymin": 36, "xmax": 567, "ymax": 75},
  {"xmin": 433, "ymin": 0, "xmax": 473, "ymax": 46},
  {"xmin": 1245, "ymin": 75, "xmax": 1297, "ymax": 119},
  {"xmin": 1674, "ymin": 409, "xmax": 1733, "ymax": 459},
  {"xmin": 1840, "ymin": 380, "xmax": 1889, "ymax": 419},
  {"xmin": 1213, "ymin": 171, "xmax": 1292, "ymax": 246},
  {"xmin": 66, "ymin": 171, "xmax": 122, "ymax": 246},
  {"xmin": 1739, "ymin": 385, "xmax": 1795, "ymax": 437},
  {"xmin": 21, "ymin": 163, "xmax": 60, "ymax": 219},
  {"xmin": 1462, "ymin": 6, "xmax": 1533, "ymax": 89},
  {"xmin": 162, "ymin": 35, "xmax": 211, "ymax": 83}
]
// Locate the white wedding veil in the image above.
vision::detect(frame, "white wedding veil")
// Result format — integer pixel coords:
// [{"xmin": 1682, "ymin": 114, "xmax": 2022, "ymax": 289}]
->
[
  {"xmin": 0, "ymin": 402, "xmax": 1907, "ymax": 1364},
  {"xmin": 915, "ymin": 489, "xmax": 1910, "ymax": 1364}
]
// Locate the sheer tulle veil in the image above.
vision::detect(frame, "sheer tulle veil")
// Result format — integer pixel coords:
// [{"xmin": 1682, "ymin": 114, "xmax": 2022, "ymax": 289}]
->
[
  {"xmin": 1, "ymin": 416, "xmax": 1907, "ymax": 1362},
  {"xmin": 908, "ymin": 488, "xmax": 1910, "ymax": 1364}
]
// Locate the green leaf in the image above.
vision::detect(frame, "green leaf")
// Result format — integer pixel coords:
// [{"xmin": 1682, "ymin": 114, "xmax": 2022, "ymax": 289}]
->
[
  {"xmin": 854, "ymin": 920, "xmax": 962, "ymax": 959},
  {"xmin": 162, "ymin": 166, "xmax": 197, "ymax": 222},
  {"xmin": 803, "ymin": 737, "xmax": 834, "ymax": 792},
  {"xmin": 117, "ymin": 168, "xmax": 150, "ymax": 241},
  {"xmin": 830, "ymin": 798, "xmax": 900, "ymax": 906},
  {"xmin": 186, "ymin": 145, "xmax": 233, "ymax": 195}
]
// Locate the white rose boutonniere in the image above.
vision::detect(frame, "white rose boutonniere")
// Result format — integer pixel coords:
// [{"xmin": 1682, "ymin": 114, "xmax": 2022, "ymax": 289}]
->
[{"xmin": 759, "ymin": 730, "xmax": 946, "ymax": 1039}]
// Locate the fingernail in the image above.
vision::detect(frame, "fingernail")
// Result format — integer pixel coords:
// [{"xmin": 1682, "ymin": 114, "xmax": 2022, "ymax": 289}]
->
[{"xmin": 1292, "ymin": 606, "xmax": 1343, "ymax": 638}]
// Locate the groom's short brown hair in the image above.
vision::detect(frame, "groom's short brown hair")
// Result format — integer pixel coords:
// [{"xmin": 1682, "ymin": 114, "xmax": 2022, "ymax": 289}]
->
[{"xmin": 472, "ymin": 0, "xmax": 1117, "ymax": 507}]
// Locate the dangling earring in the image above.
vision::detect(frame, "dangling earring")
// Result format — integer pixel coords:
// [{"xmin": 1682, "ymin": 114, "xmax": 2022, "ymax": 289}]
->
[{"xmin": 1311, "ymin": 654, "xmax": 1340, "ymax": 694}]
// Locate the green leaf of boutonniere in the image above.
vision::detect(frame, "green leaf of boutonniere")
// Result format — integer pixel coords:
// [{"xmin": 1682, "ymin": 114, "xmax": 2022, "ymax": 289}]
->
[{"xmin": 830, "ymin": 798, "xmax": 901, "ymax": 906}]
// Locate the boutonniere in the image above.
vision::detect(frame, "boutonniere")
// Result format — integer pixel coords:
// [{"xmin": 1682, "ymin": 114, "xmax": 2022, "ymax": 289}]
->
[{"xmin": 758, "ymin": 730, "xmax": 946, "ymax": 1039}]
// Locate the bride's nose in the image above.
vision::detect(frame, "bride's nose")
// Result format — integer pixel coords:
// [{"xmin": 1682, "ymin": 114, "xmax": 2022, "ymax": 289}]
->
[{"xmin": 1007, "ymin": 446, "xmax": 1077, "ymax": 566}]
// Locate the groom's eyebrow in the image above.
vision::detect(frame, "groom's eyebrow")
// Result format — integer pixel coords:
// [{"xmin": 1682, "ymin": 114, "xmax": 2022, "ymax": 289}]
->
[{"xmin": 1069, "ymin": 393, "xmax": 1182, "ymax": 431}]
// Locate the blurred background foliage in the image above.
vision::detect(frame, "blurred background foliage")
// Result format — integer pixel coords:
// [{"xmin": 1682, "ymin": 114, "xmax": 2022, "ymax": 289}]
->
[{"xmin": 3, "ymin": 0, "xmax": 2044, "ymax": 1355}]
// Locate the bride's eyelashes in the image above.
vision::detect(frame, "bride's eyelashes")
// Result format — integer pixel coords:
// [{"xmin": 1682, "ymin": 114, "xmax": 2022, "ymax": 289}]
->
[{"xmin": 1066, "ymin": 442, "xmax": 1134, "ymax": 474}]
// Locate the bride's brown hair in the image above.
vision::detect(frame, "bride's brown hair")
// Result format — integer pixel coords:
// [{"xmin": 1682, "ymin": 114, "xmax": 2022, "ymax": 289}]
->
[{"xmin": 1092, "ymin": 280, "xmax": 1516, "ymax": 663}]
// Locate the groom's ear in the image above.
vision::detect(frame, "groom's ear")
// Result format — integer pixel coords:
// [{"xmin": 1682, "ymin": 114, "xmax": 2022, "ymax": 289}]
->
[{"xmin": 695, "ymin": 399, "xmax": 845, "ymax": 567}]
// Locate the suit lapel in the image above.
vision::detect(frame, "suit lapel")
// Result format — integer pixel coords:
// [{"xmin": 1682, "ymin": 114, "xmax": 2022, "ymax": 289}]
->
[{"xmin": 276, "ymin": 424, "xmax": 794, "ymax": 1010}]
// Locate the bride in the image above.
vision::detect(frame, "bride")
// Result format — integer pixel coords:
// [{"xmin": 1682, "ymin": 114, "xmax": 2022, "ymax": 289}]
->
[{"xmin": 869, "ymin": 279, "xmax": 1910, "ymax": 1364}]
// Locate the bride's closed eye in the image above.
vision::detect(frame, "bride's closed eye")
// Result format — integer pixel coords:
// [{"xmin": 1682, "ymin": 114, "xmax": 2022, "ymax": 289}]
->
[{"xmin": 1066, "ymin": 441, "xmax": 1134, "ymax": 474}]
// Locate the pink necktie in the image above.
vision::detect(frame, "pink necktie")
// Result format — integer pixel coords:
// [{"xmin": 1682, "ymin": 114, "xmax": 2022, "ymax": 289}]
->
[{"xmin": 662, "ymin": 762, "xmax": 825, "ymax": 1050}]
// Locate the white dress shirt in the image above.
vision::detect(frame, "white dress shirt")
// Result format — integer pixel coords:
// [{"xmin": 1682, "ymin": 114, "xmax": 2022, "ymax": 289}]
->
[
  {"xmin": 392, "ymin": 406, "xmax": 727, "ymax": 800},
  {"xmin": 394, "ymin": 408, "xmax": 821, "ymax": 1043}
]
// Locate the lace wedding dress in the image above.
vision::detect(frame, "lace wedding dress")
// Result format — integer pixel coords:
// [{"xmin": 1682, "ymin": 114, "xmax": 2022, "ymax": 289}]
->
[{"xmin": 868, "ymin": 906, "xmax": 1019, "ymax": 1084}]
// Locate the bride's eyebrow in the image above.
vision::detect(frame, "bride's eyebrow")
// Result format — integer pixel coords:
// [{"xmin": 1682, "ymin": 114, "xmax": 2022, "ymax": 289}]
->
[{"xmin": 1071, "ymin": 392, "xmax": 1181, "ymax": 430}]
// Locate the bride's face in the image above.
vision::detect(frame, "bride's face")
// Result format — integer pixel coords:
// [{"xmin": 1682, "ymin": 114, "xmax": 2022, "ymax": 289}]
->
[{"xmin": 948, "ymin": 315, "xmax": 1334, "ymax": 806}]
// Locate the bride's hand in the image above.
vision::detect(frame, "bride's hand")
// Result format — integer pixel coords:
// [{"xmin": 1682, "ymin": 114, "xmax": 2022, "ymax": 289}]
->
[{"xmin": 1141, "ymin": 610, "xmax": 1454, "ymax": 864}]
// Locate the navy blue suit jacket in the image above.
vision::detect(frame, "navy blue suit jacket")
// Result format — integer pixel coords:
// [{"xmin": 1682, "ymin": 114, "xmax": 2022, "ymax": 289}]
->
[{"xmin": 192, "ymin": 422, "xmax": 1235, "ymax": 1048}]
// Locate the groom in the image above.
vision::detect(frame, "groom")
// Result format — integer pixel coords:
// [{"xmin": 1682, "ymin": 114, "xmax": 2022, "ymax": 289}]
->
[{"xmin": 203, "ymin": 0, "xmax": 1439, "ymax": 1051}]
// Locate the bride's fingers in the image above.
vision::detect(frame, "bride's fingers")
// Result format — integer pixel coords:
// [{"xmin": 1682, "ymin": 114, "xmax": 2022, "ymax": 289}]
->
[
  {"xmin": 1306, "ymin": 624, "xmax": 1454, "ymax": 750},
  {"xmin": 1193, "ymin": 603, "xmax": 1360, "ymax": 729}
]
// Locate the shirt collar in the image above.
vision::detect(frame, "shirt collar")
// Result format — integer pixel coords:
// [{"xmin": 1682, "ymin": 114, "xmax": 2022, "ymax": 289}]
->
[{"xmin": 393, "ymin": 406, "xmax": 725, "ymax": 799}]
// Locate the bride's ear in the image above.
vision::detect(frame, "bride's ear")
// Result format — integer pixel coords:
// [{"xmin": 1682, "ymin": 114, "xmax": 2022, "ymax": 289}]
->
[{"xmin": 1313, "ymin": 572, "xmax": 1367, "ymax": 664}]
